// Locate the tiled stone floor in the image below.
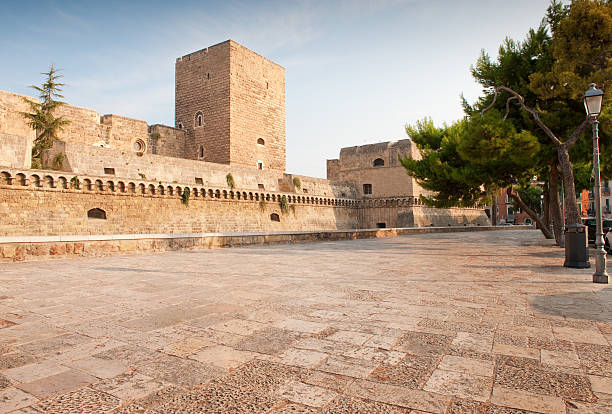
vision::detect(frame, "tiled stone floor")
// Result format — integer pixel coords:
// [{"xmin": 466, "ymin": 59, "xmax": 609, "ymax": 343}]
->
[{"xmin": 0, "ymin": 229, "xmax": 611, "ymax": 413}]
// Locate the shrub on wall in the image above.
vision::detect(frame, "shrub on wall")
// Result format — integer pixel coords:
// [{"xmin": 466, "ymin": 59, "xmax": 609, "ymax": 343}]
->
[
  {"xmin": 226, "ymin": 173, "xmax": 235, "ymax": 190},
  {"xmin": 52, "ymin": 153, "xmax": 64, "ymax": 170},
  {"xmin": 292, "ymin": 177, "xmax": 301, "ymax": 190},
  {"xmin": 280, "ymin": 195, "xmax": 289, "ymax": 214},
  {"xmin": 181, "ymin": 187, "xmax": 190, "ymax": 205},
  {"xmin": 70, "ymin": 176, "xmax": 80, "ymax": 189}
]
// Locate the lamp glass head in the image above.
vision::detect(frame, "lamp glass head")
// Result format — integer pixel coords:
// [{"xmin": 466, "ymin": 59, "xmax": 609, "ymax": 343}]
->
[{"xmin": 584, "ymin": 83, "xmax": 604, "ymax": 117}]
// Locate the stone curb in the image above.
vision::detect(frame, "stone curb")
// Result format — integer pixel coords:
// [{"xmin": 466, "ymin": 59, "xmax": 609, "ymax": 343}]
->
[{"xmin": 0, "ymin": 225, "xmax": 531, "ymax": 263}]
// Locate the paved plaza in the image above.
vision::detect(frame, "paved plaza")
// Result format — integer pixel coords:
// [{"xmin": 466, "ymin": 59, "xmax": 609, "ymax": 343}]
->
[{"xmin": 0, "ymin": 229, "xmax": 611, "ymax": 413}]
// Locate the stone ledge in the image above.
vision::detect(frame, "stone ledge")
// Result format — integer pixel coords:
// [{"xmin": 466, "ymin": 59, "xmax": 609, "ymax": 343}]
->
[{"xmin": 0, "ymin": 226, "xmax": 530, "ymax": 263}]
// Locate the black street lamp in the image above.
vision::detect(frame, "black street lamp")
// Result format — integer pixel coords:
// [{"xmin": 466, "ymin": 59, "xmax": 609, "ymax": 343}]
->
[{"xmin": 584, "ymin": 83, "xmax": 608, "ymax": 283}]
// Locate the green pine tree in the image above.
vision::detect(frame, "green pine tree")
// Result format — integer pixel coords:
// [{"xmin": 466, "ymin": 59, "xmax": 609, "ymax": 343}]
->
[{"xmin": 21, "ymin": 65, "xmax": 71, "ymax": 168}]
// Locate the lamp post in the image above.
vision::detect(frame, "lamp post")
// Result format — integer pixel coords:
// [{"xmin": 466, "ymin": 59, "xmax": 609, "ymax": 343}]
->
[{"xmin": 584, "ymin": 83, "xmax": 608, "ymax": 283}]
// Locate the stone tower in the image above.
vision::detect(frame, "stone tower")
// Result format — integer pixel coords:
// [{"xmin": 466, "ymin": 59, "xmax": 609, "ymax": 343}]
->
[{"xmin": 175, "ymin": 40, "xmax": 286, "ymax": 171}]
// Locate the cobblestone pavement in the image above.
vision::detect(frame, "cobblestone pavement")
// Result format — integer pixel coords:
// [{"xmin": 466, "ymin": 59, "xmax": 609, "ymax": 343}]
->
[{"xmin": 0, "ymin": 229, "xmax": 611, "ymax": 413}]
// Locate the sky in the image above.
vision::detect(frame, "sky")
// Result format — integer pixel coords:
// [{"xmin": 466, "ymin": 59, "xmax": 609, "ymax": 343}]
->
[{"xmin": 1, "ymin": 0, "xmax": 555, "ymax": 178}]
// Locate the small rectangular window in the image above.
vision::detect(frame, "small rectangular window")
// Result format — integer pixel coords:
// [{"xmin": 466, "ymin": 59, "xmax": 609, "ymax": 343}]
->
[
  {"xmin": 257, "ymin": 161, "xmax": 263, "ymax": 170},
  {"xmin": 376, "ymin": 223, "xmax": 386, "ymax": 228},
  {"xmin": 104, "ymin": 168, "xmax": 115, "ymax": 175},
  {"xmin": 195, "ymin": 177, "xmax": 203, "ymax": 185},
  {"xmin": 258, "ymin": 183, "xmax": 265, "ymax": 190},
  {"xmin": 303, "ymin": 188, "xmax": 308, "ymax": 193},
  {"xmin": 363, "ymin": 184, "xmax": 372, "ymax": 195}
]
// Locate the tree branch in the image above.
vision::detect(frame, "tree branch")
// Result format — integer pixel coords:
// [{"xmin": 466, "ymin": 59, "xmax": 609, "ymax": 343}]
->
[
  {"xmin": 507, "ymin": 187, "xmax": 553, "ymax": 239},
  {"xmin": 504, "ymin": 96, "xmax": 518, "ymax": 120},
  {"xmin": 563, "ymin": 116, "xmax": 591, "ymax": 148},
  {"xmin": 482, "ymin": 86, "xmax": 562, "ymax": 147}
]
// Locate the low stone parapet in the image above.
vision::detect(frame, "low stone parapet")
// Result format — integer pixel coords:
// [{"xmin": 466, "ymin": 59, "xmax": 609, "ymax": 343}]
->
[{"xmin": 0, "ymin": 226, "xmax": 531, "ymax": 263}]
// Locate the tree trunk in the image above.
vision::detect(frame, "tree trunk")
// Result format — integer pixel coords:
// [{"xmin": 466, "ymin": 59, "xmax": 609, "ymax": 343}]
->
[
  {"xmin": 557, "ymin": 147, "xmax": 581, "ymax": 225},
  {"xmin": 507, "ymin": 187, "xmax": 553, "ymax": 239},
  {"xmin": 491, "ymin": 193, "xmax": 497, "ymax": 226},
  {"xmin": 549, "ymin": 164, "xmax": 565, "ymax": 247},
  {"xmin": 542, "ymin": 186, "xmax": 550, "ymax": 231}
]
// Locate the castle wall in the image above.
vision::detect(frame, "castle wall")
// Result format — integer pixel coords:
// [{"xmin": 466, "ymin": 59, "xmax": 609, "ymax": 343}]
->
[
  {"xmin": 53, "ymin": 103, "xmax": 110, "ymax": 147},
  {"xmin": 175, "ymin": 42, "xmax": 231, "ymax": 163},
  {"xmin": 327, "ymin": 140, "xmax": 422, "ymax": 198},
  {"xmin": 0, "ymin": 133, "xmax": 32, "ymax": 169},
  {"xmin": 41, "ymin": 142, "xmax": 357, "ymax": 197},
  {"xmin": 0, "ymin": 91, "xmax": 38, "ymax": 140},
  {"xmin": 0, "ymin": 90, "xmax": 176, "ymax": 159},
  {"xmin": 148, "ymin": 124, "xmax": 187, "ymax": 158},
  {"xmin": 229, "ymin": 41, "xmax": 286, "ymax": 171},
  {"xmin": 357, "ymin": 200, "xmax": 490, "ymax": 228},
  {"xmin": 100, "ymin": 114, "xmax": 149, "ymax": 152},
  {"xmin": 0, "ymin": 168, "xmax": 359, "ymax": 237},
  {"xmin": 0, "ymin": 91, "xmax": 37, "ymax": 169}
]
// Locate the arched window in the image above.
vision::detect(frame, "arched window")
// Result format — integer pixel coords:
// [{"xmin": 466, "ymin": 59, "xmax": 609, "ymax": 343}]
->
[
  {"xmin": 195, "ymin": 112, "xmax": 203, "ymax": 128},
  {"xmin": 87, "ymin": 208, "xmax": 106, "ymax": 219},
  {"xmin": 257, "ymin": 138, "xmax": 265, "ymax": 145},
  {"xmin": 199, "ymin": 146, "xmax": 204, "ymax": 158},
  {"xmin": 270, "ymin": 213, "xmax": 280, "ymax": 222},
  {"xmin": 373, "ymin": 158, "xmax": 384, "ymax": 167}
]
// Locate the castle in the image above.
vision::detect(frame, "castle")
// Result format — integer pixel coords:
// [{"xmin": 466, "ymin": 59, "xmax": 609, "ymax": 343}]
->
[{"xmin": 0, "ymin": 40, "xmax": 488, "ymax": 243}]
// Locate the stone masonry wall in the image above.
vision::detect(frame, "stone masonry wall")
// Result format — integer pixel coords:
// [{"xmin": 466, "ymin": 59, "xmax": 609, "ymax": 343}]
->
[
  {"xmin": 40, "ymin": 142, "xmax": 357, "ymax": 196},
  {"xmin": 357, "ymin": 200, "xmax": 490, "ymax": 228},
  {"xmin": 148, "ymin": 124, "xmax": 187, "ymax": 158},
  {"xmin": 0, "ymin": 133, "xmax": 32, "ymax": 169},
  {"xmin": 175, "ymin": 42, "xmax": 231, "ymax": 163},
  {"xmin": 0, "ymin": 90, "xmax": 165, "ymax": 156},
  {"xmin": 229, "ymin": 41, "xmax": 286, "ymax": 171},
  {"xmin": 0, "ymin": 171, "xmax": 359, "ymax": 237},
  {"xmin": 53, "ymin": 103, "xmax": 110, "ymax": 147},
  {"xmin": 327, "ymin": 140, "xmax": 423, "ymax": 198},
  {"xmin": 100, "ymin": 114, "xmax": 149, "ymax": 152},
  {"xmin": 0, "ymin": 91, "xmax": 37, "ymax": 140}
]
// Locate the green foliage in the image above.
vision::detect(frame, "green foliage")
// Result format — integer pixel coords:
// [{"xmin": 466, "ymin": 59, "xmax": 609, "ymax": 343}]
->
[
  {"xmin": 31, "ymin": 158, "xmax": 42, "ymax": 169},
  {"xmin": 181, "ymin": 187, "xmax": 190, "ymax": 205},
  {"xmin": 404, "ymin": 0, "xmax": 612, "ymax": 211},
  {"xmin": 21, "ymin": 65, "xmax": 71, "ymax": 165},
  {"xmin": 292, "ymin": 177, "xmax": 301, "ymax": 190},
  {"xmin": 400, "ymin": 119, "xmax": 490, "ymax": 207},
  {"xmin": 226, "ymin": 173, "xmax": 235, "ymax": 190},
  {"xmin": 70, "ymin": 176, "xmax": 80, "ymax": 189},
  {"xmin": 279, "ymin": 195, "xmax": 289, "ymax": 213},
  {"xmin": 259, "ymin": 199, "xmax": 267, "ymax": 211},
  {"xmin": 52, "ymin": 153, "xmax": 64, "ymax": 170},
  {"xmin": 138, "ymin": 173, "xmax": 146, "ymax": 180}
]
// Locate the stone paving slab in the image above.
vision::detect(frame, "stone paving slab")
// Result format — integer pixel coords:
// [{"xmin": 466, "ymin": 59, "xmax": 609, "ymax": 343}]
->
[{"xmin": 0, "ymin": 229, "xmax": 610, "ymax": 412}]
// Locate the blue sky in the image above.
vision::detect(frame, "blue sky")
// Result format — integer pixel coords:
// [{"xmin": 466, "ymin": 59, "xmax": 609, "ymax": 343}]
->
[{"xmin": 1, "ymin": 0, "xmax": 554, "ymax": 177}]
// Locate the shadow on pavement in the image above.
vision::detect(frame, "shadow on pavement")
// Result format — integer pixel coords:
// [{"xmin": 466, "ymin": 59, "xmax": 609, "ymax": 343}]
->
[{"xmin": 530, "ymin": 287, "xmax": 612, "ymax": 321}]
